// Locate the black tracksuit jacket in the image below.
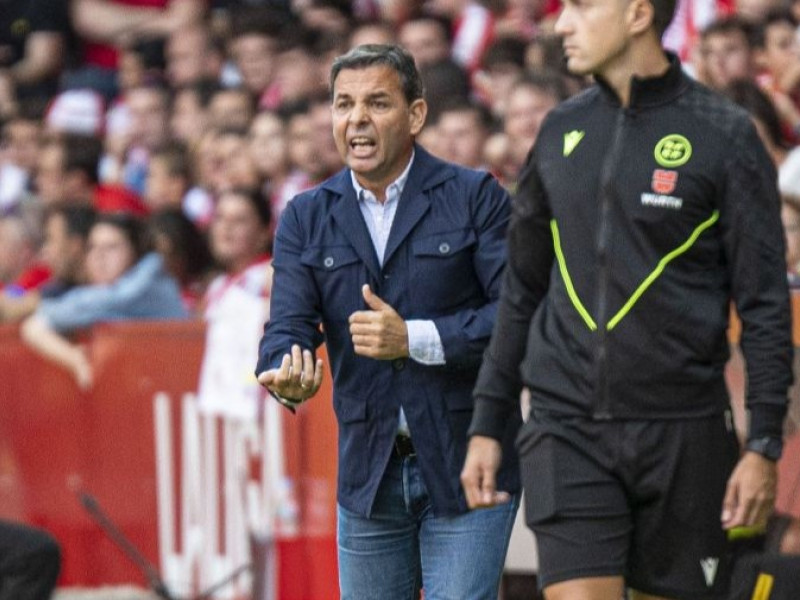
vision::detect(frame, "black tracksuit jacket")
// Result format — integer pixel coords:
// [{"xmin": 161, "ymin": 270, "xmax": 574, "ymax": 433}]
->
[{"xmin": 470, "ymin": 55, "xmax": 793, "ymax": 445}]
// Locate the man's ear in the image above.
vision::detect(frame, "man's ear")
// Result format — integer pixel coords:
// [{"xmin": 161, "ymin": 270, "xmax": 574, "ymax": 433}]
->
[
  {"xmin": 409, "ymin": 99, "xmax": 428, "ymax": 136},
  {"xmin": 628, "ymin": 0, "xmax": 656, "ymax": 36}
]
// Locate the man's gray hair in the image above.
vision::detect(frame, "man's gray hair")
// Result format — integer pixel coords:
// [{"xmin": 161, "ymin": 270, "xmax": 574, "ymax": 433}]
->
[{"xmin": 330, "ymin": 44, "xmax": 425, "ymax": 104}]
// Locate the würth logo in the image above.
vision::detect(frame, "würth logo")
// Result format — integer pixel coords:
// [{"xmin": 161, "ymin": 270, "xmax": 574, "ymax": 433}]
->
[{"xmin": 652, "ymin": 169, "xmax": 678, "ymax": 194}]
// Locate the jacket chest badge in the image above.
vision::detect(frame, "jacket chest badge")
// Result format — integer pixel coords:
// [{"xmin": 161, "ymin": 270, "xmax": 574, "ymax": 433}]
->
[
  {"xmin": 654, "ymin": 134, "xmax": 692, "ymax": 167},
  {"xmin": 651, "ymin": 169, "xmax": 678, "ymax": 194}
]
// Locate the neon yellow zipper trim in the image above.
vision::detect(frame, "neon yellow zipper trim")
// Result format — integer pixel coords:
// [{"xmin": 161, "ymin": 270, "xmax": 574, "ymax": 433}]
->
[
  {"xmin": 551, "ymin": 209, "xmax": 720, "ymax": 332},
  {"xmin": 551, "ymin": 220, "xmax": 598, "ymax": 331}
]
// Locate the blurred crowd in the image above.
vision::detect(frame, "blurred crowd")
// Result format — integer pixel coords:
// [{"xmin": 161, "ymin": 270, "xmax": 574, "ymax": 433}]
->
[{"xmin": 3, "ymin": 0, "xmax": 800, "ymax": 561}]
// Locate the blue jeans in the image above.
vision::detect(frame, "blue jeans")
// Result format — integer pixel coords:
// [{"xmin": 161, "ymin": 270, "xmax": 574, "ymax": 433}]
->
[{"xmin": 337, "ymin": 454, "xmax": 519, "ymax": 600}]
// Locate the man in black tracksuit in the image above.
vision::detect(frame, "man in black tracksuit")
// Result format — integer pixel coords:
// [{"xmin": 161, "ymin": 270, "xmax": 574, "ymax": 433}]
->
[{"xmin": 460, "ymin": 0, "xmax": 793, "ymax": 598}]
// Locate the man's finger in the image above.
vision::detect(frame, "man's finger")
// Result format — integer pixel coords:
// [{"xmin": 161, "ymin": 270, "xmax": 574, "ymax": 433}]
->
[
  {"xmin": 257, "ymin": 369, "xmax": 277, "ymax": 387},
  {"xmin": 721, "ymin": 481, "xmax": 738, "ymax": 527},
  {"xmin": 311, "ymin": 358, "xmax": 325, "ymax": 391},
  {"xmin": 290, "ymin": 345, "xmax": 303, "ymax": 384},
  {"xmin": 362, "ymin": 284, "xmax": 389, "ymax": 311}
]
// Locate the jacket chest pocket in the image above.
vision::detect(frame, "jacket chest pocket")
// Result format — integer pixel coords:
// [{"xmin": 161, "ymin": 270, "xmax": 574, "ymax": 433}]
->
[
  {"xmin": 300, "ymin": 245, "xmax": 363, "ymax": 321},
  {"xmin": 411, "ymin": 229, "xmax": 478, "ymax": 310}
]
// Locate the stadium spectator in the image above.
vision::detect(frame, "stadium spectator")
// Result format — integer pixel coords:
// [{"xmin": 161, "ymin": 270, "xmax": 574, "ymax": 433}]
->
[
  {"xmin": 203, "ymin": 187, "xmax": 272, "ymax": 318},
  {"xmin": 165, "ymin": 23, "xmax": 224, "ymax": 88},
  {"xmin": 0, "ymin": 205, "xmax": 48, "ymax": 295},
  {"xmin": 35, "ymin": 134, "xmax": 103, "ymax": 207},
  {"xmin": 20, "ymin": 212, "xmax": 187, "ymax": 389},
  {"xmin": 149, "ymin": 207, "xmax": 214, "ymax": 312},
  {"xmin": 425, "ymin": 0, "xmax": 496, "ymax": 74},
  {"xmin": 418, "ymin": 58, "xmax": 472, "ymax": 125},
  {"xmin": 248, "ymin": 109, "xmax": 293, "ymax": 225},
  {"xmin": 309, "ymin": 92, "xmax": 345, "ymax": 179},
  {"xmin": 169, "ymin": 81, "xmax": 215, "ymax": 144},
  {"xmin": 283, "ymin": 100, "xmax": 329, "ymax": 188},
  {"xmin": 485, "ymin": 71, "xmax": 567, "ymax": 188},
  {"xmin": 207, "ymin": 86, "xmax": 256, "ymax": 130},
  {"xmin": 474, "ymin": 35, "xmax": 529, "ymax": 118},
  {"xmin": 349, "ymin": 20, "xmax": 397, "ymax": 48},
  {"xmin": 0, "ymin": 205, "xmax": 96, "ymax": 322},
  {"xmin": 67, "ymin": 0, "xmax": 205, "ymax": 99},
  {"xmin": 434, "ymin": 98, "xmax": 494, "ymax": 169},
  {"xmin": 211, "ymin": 127, "xmax": 260, "ymax": 193},
  {"xmin": 696, "ymin": 16, "xmax": 756, "ymax": 90},
  {"xmin": 0, "ymin": 112, "xmax": 40, "ymax": 211},
  {"xmin": 754, "ymin": 10, "xmax": 800, "ymax": 140},
  {"xmin": 144, "ymin": 141, "xmax": 192, "ymax": 212},
  {"xmin": 116, "ymin": 83, "xmax": 171, "ymax": 195},
  {"xmin": 227, "ymin": 6, "xmax": 288, "ymax": 107},
  {"xmin": 271, "ymin": 31, "xmax": 327, "ymax": 107},
  {"xmin": 398, "ymin": 14, "xmax": 452, "ymax": 68}
]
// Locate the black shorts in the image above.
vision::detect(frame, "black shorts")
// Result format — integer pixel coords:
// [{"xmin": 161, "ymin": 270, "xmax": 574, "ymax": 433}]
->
[{"xmin": 517, "ymin": 409, "xmax": 740, "ymax": 599}]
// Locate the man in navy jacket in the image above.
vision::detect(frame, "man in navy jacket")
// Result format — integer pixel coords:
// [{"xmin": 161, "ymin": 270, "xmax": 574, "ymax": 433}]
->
[{"xmin": 256, "ymin": 44, "xmax": 520, "ymax": 599}]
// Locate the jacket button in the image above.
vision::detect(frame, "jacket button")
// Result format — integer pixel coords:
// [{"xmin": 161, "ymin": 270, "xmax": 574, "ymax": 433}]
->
[
  {"xmin": 438, "ymin": 242, "xmax": 450, "ymax": 254},
  {"xmin": 392, "ymin": 358, "xmax": 406, "ymax": 371},
  {"xmin": 324, "ymin": 256, "xmax": 334, "ymax": 268}
]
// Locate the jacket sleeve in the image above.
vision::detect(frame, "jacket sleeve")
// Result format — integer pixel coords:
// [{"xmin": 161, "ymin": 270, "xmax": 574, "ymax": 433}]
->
[
  {"xmin": 37, "ymin": 253, "xmax": 183, "ymax": 333},
  {"xmin": 431, "ymin": 174, "xmax": 511, "ymax": 367},
  {"xmin": 255, "ymin": 199, "xmax": 325, "ymax": 376},
  {"xmin": 469, "ymin": 147, "xmax": 556, "ymax": 439},
  {"xmin": 721, "ymin": 119, "xmax": 793, "ymax": 443}
]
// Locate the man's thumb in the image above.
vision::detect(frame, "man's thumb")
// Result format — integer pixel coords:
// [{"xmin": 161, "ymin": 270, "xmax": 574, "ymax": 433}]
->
[{"xmin": 362, "ymin": 284, "xmax": 388, "ymax": 310}]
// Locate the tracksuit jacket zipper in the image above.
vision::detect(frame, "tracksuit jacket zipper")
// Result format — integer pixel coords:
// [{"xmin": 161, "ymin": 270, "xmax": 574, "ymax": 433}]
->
[{"xmin": 594, "ymin": 108, "xmax": 628, "ymax": 420}]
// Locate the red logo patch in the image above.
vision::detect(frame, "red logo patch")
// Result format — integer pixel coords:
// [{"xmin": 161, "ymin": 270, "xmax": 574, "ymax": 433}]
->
[{"xmin": 652, "ymin": 169, "xmax": 678, "ymax": 194}]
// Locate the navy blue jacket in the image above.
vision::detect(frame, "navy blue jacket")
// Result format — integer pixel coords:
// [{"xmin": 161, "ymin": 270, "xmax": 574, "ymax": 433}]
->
[{"xmin": 256, "ymin": 146, "xmax": 521, "ymax": 517}]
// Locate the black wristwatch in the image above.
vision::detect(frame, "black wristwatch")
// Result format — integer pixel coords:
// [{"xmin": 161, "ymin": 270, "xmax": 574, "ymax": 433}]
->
[{"xmin": 745, "ymin": 436, "xmax": 783, "ymax": 461}]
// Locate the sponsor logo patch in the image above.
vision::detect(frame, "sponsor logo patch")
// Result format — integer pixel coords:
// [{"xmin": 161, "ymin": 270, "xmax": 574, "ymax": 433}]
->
[
  {"xmin": 641, "ymin": 193, "xmax": 683, "ymax": 209},
  {"xmin": 654, "ymin": 134, "xmax": 692, "ymax": 167},
  {"xmin": 563, "ymin": 130, "xmax": 585, "ymax": 157},
  {"xmin": 652, "ymin": 169, "xmax": 678, "ymax": 194}
]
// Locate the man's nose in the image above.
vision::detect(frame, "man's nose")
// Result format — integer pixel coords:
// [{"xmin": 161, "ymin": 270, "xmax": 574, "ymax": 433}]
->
[{"xmin": 349, "ymin": 103, "xmax": 369, "ymax": 123}]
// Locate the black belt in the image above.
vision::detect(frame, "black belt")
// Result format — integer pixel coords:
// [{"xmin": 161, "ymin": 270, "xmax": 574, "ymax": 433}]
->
[{"xmin": 393, "ymin": 434, "xmax": 416, "ymax": 457}]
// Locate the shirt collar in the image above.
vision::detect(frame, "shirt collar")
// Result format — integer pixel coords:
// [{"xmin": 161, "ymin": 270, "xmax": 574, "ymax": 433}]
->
[
  {"xmin": 350, "ymin": 150, "xmax": 415, "ymax": 202},
  {"xmin": 596, "ymin": 51, "xmax": 688, "ymax": 109}
]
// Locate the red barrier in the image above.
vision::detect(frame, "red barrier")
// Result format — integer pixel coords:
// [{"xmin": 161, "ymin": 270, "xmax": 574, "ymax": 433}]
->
[
  {"xmin": 0, "ymin": 322, "xmax": 339, "ymax": 599},
  {"xmin": 3, "ymin": 300, "xmax": 800, "ymax": 597}
]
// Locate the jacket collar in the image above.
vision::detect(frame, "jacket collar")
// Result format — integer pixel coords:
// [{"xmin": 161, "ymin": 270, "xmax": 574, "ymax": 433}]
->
[
  {"xmin": 324, "ymin": 145, "xmax": 457, "ymax": 276},
  {"xmin": 596, "ymin": 51, "xmax": 688, "ymax": 109}
]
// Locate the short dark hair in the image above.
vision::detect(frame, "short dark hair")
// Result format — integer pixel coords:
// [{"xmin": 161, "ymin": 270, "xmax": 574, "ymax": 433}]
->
[
  {"xmin": 724, "ymin": 78, "xmax": 785, "ymax": 149},
  {"xmin": 61, "ymin": 134, "xmax": 103, "ymax": 185},
  {"xmin": 437, "ymin": 97, "xmax": 494, "ymax": 130},
  {"xmin": 151, "ymin": 141, "xmax": 191, "ymax": 180},
  {"xmin": 753, "ymin": 9, "xmax": 798, "ymax": 49},
  {"xmin": 93, "ymin": 213, "xmax": 149, "ymax": 260},
  {"xmin": 48, "ymin": 205, "xmax": 97, "ymax": 240},
  {"xmin": 221, "ymin": 187, "xmax": 272, "ymax": 229},
  {"xmin": 330, "ymin": 44, "xmax": 424, "ymax": 104},
  {"xmin": 652, "ymin": 0, "xmax": 679, "ymax": 36},
  {"xmin": 509, "ymin": 71, "xmax": 571, "ymax": 104},
  {"xmin": 148, "ymin": 208, "xmax": 214, "ymax": 279},
  {"xmin": 482, "ymin": 36, "xmax": 527, "ymax": 71},
  {"xmin": 701, "ymin": 16, "xmax": 756, "ymax": 48}
]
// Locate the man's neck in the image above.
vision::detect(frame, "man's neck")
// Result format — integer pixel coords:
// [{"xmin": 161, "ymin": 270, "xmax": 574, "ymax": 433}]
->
[{"xmin": 598, "ymin": 39, "xmax": 670, "ymax": 107}]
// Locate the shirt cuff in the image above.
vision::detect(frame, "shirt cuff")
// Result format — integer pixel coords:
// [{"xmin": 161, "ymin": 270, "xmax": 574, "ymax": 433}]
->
[{"xmin": 406, "ymin": 320, "xmax": 446, "ymax": 365}]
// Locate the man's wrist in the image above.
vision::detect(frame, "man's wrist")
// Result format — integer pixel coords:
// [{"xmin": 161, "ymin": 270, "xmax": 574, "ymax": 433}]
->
[{"xmin": 745, "ymin": 436, "xmax": 783, "ymax": 462}]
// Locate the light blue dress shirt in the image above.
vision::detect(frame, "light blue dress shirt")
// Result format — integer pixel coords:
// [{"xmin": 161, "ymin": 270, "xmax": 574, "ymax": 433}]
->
[{"xmin": 350, "ymin": 152, "xmax": 446, "ymax": 434}]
